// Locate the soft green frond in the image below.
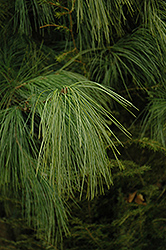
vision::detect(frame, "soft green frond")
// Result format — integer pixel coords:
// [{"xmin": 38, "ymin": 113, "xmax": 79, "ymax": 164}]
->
[
  {"xmin": 0, "ymin": 37, "xmax": 70, "ymax": 241},
  {"xmin": 141, "ymin": 87, "xmax": 166, "ymax": 147},
  {"xmin": 75, "ymin": 0, "xmax": 135, "ymax": 48},
  {"xmin": 58, "ymin": 29, "xmax": 164, "ymax": 95},
  {"xmin": 141, "ymin": 0, "xmax": 166, "ymax": 44},
  {"xmin": 22, "ymin": 71, "xmax": 135, "ymax": 199},
  {"xmin": 0, "ymin": 34, "xmax": 55, "ymax": 109},
  {"xmin": 0, "ymin": 107, "xmax": 68, "ymax": 242},
  {"xmin": 13, "ymin": 0, "xmax": 55, "ymax": 35},
  {"xmin": 102, "ymin": 28, "xmax": 164, "ymax": 90}
]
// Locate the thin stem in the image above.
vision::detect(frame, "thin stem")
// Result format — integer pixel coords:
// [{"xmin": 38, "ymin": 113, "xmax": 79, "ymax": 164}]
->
[
  {"xmin": 42, "ymin": 1, "xmax": 78, "ymax": 53},
  {"xmin": 40, "ymin": 24, "xmax": 70, "ymax": 32}
]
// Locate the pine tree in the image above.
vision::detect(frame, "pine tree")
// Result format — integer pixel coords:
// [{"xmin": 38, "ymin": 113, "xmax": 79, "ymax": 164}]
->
[{"xmin": 0, "ymin": 0, "xmax": 166, "ymax": 249}]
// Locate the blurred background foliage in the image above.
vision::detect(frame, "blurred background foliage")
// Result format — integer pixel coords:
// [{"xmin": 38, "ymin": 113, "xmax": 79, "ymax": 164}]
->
[{"xmin": 0, "ymin": 0, "xmax": 166, "ymax": 249}]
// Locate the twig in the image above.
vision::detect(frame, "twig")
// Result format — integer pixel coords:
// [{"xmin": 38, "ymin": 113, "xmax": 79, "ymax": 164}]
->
[
  {"xmin": 15, "ymin": 82, "xmax": 28, "ymax": 90},
  {"xmin": 48, "ymin": 1, "xmax": 69, "ymax": 11},
  {"xmin": 41, "ymin": 0, "xmax": 78, "ymax": 53},
  {"xmin": 40, "ymin": 24, "xmax": 70, "ymax": 32}
]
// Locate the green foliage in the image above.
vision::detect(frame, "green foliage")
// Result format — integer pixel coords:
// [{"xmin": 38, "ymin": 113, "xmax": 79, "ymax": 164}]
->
[
  {"xmin": 141, "ymin": 88, "xmax": 166, "ymax": 147},
  {"xmin": 62, "ymin": 28, "xmax": 163, "ymax": 93},
  {"xmin": 13, "ymin": 0, "xmax": 55, "ymax": 35},
  {"xmin": 1, "ymin": 0, "xmax": 166, "ymax": 249},
  {"xmin": 62, "ymin": 141, "xmax": 166, "ymax": 250},
  {"xmin": 75, "ymin": 0, "xmax": 135, "ymax": 47},
  {"xmin": 0, "ymin": 28, "xmax": 134, "ymax": 245},
  {"xmin": 0, "ymin": 106, "xmax": 69, "ymax": 242},
  {"xmin": 30, "ymin": 72, "xmax": 134, "ymax": 198}
]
